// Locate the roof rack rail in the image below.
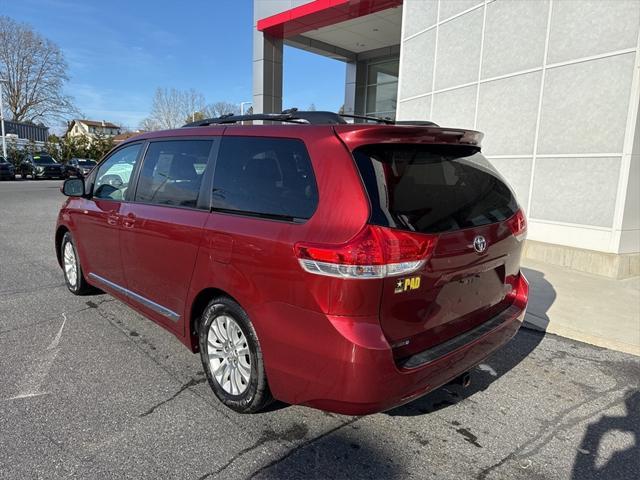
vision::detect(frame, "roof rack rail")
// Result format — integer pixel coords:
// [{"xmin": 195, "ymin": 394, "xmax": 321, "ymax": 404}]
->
[
  {"xmin": 394, "ymin": 120, "xmax": 439, "ymax": 126},
  {"xmin": 339, "ymin": 113, "xmax": 394, "ymax": 124},
  {"xmin": 182, "ymin": 109, "xmax": 439, "ymax": 128},
  {"xmin": 183, "ymin": 112, "xmax": 307, "ymax": 127}
]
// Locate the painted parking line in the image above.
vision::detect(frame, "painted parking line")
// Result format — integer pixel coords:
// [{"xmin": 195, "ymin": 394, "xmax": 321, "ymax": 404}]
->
[{"xmin": 6, "ymin": 312, "xmax": 66, "ymax": 401}]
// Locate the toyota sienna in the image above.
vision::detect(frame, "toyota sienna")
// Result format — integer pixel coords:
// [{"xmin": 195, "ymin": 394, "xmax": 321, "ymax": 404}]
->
[{"xmin": 55, "ymin": 110, "xmax": 529, "ymax": 414}]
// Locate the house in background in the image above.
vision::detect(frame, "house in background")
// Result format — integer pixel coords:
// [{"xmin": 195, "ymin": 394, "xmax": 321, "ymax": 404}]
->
[{"xmin": 66, "ymin": 119, "xmax": 121, "ymax": 140}]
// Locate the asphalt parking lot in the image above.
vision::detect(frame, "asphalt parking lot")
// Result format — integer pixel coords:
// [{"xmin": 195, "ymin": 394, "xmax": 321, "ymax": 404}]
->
[{"xmin": 0, "ymin": 179, "xmax": 638, "ymax": 480}]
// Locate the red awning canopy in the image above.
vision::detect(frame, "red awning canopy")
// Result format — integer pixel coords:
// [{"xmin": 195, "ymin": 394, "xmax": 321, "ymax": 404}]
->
[{"xmin": 257, "ymin": 0, "xmax": 403, "ymax": 39}]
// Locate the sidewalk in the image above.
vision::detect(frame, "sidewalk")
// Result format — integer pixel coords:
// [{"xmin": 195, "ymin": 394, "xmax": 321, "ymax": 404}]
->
[{"xmin": 522, "ymin": 258, "xmax": 640, "ymax": 356}]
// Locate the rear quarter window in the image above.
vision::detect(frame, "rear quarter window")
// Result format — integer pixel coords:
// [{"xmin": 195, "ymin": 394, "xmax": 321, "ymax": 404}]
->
[
  {"xmin": 354, "ymin": 144, "xmax": 518, "ymax": 233},
  {"xmin": 212, "ymin": 137, "xmax": 318, "ymax": 221}
]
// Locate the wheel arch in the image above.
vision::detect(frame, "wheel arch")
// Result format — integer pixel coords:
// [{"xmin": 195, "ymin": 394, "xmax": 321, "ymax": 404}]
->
[
  {"xmin": 55, "ymin": 225, "xmax": 70, "ymax": 268},
  {"xmin": 188, "ymin": 287, "xmax": 240, "ymax": 352}
]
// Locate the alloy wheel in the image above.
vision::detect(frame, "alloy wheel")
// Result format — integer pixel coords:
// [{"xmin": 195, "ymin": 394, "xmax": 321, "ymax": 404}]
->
[
  {"xmin": 63, "ymin": 241, "xmax": 78, "ymax": 288},
  {"xmin": 206, "ymin": 314, "xmax": 251, "ymax": 395}
]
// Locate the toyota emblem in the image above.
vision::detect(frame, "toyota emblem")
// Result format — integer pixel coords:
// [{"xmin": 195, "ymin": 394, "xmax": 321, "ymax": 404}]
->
[{"xmin": 473, "ymin": 235, "xmax": 487, "ymax": 253}]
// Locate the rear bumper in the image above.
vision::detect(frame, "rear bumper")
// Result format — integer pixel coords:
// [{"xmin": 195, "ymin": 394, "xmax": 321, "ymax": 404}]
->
[{"xmin": 262, "ymin": 272, "xmax": 528, "ymax": 415}]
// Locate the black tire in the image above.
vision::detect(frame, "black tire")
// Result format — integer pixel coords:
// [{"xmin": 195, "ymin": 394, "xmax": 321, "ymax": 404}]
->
[
  {"xmin": 199, "ymin": 297, "xmax": 272, "ymax": 413},
  {"xmin": 60, "ymin": 232, "xmax": 94, "ymax": 295}
]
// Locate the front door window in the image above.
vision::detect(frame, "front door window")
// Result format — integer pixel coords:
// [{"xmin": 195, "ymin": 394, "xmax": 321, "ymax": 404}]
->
[{"xmin": 93, "ymin": 144, "xmax": 142, "ymax": 200}]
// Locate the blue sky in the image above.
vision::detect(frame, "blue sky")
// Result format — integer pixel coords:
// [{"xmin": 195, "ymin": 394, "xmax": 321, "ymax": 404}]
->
[{"xmin": 0, "ymin": 0, "xmax": 346, "ymax": 129}]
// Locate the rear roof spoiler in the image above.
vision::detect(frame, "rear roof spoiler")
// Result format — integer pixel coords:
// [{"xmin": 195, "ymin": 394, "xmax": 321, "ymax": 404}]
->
[{"xmin": 334, "ymin": 125, "xmax": 483, "ymax": 150}]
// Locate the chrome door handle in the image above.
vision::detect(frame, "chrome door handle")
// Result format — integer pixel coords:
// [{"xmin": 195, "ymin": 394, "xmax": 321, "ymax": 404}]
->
[{"xmin": 107, "ymin": 213, "xmax": 119, "ymax": 225}]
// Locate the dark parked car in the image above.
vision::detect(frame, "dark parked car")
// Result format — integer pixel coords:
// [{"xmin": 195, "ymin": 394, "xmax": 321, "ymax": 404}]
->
[
  {"xmin": 0, "ymin": 156, "xmax": 16, "ymax": 180},
  {"xmin": 55, "ymin": 110, "xmax": 529, "ymax": 415},
  {"xmin": 21, "ymin": 153, "xmax": 66, "ymax": 179},
  {"xmin": 65, "ymin": 158, "xmax": 97, "ymax": 178}
]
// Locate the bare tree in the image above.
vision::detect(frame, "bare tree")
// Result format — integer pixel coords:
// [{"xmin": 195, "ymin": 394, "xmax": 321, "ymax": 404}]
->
[
  {"xmin": 204, "ymin": 101, "xmax": 240, "ymax": 119},
  {"xmin": 0, "ymin": 16, "xmax": 76, "ymax": 124},
  {"xmin": 139, "ymin": 116, "xmax": 161, "ymax": 132},
  {"xmin": 139, "ymin": 89, "xmax": 242, "ymax": 130},
  {"xmin": 184, "ymin": 89, "xmax": 206, "ymax": 123},
  {"xmin": 140, "ymin": 87, "xmax": 206, "ymax": 131}
]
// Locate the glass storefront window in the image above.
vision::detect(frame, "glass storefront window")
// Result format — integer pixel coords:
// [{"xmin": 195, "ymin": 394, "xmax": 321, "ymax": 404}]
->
[
  {"xmin": 366, "ymin": 83, "xmax": 398, "ymax": 117},
  {"xmin": 365, "ymin": 59, "xmax": 399, "ymax": 119},
  {"xmin": 368, "ymin": 60, "xmax": 399, "ymax": 85}
]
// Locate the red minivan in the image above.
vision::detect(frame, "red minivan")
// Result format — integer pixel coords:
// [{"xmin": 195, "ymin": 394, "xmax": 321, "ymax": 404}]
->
[{"xmin": 55, "ymin": 111, "xmax": 528, "ymax": 415}]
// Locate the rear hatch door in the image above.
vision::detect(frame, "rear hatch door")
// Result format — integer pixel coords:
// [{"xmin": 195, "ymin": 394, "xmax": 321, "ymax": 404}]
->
[{"xmin": 350, "ymin": 140, "xmax": 524, "ymax": 359}]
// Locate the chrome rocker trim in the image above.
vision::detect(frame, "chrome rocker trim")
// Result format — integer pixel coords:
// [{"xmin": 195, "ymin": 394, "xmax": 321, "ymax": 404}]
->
[{"xmin": 88, "ymin": 272, "xmax": 180, "ymax": 323}]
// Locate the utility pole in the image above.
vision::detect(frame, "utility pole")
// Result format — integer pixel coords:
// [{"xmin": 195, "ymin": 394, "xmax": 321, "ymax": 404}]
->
[{"xmin": 0, "ymin": 79, "xmax": 7, "ymax": 160}]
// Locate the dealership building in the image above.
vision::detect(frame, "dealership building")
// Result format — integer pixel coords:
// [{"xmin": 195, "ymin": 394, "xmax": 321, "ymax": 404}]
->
[{"xmin": 253, "ymin": 0, "xmax": 640, "ymax": 278}]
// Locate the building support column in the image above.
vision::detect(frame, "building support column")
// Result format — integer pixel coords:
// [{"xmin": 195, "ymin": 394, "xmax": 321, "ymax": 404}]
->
[
  {"xmin": 344, "ymin": 60, "xmax": 369, "ymax": 116},
  {"xmin": 343, "ymin": 62, "xmax": 357, "ymax": 115},
  {"xmin": 253, "ymin": 32, "xmax": 283, "ymax": 114}
]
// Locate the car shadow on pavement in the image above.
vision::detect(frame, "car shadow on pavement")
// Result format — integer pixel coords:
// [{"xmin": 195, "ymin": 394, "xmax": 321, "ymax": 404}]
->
[
  {"xmin": 385, "ymin": 327, "xmax": 546, "ymax": 417},
  {"xmin": 253, "ymin": 429, "xmax": 405, "ymax": 479},
  {"xmin": 571, "ymin": 389, "xmax": 640, "ymax": 480},
  {"xmin": 386, "ymin": 267, "xmax": 555, "ymax": 417}
]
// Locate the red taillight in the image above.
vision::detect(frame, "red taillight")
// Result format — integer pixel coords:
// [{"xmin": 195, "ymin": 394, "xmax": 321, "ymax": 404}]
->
[
  {"xmin": 296, "ymin": 225, "xmax": 384, "ymax": 266},
  {"xmin": 507, "ymin": 209, "xmax": 527, "ymax": 241},
  {"xmin": 295, "ymin": 225, "xmax": 438, "ymax": 278}
]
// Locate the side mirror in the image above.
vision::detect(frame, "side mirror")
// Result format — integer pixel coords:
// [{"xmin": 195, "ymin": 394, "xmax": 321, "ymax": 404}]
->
[{"xmin": 62, "ymin": 178, "xmax": 85, "ymax": 197}]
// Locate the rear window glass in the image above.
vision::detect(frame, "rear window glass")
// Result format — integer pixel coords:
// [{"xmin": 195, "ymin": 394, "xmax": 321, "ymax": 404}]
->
[
  {"xmin": 212, "ymin": 137, "xmax": 318, "ymax": 221},
  {"xmin": 353, "ymin": 144, "xmax": 518, "ymax": 234}
]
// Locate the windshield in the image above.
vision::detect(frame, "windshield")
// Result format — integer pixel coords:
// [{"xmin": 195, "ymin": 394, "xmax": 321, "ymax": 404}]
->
[
  {"xmin": 78, "ymin": 160, "xmax": 96, "ymax": 167},
  {"xmin": 353, "ymin": 144, "xmax": 518, "ymax": 234},
  {"xmin": 33, "ymin": 155, "xmax": 57, "ymax": 165}
]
